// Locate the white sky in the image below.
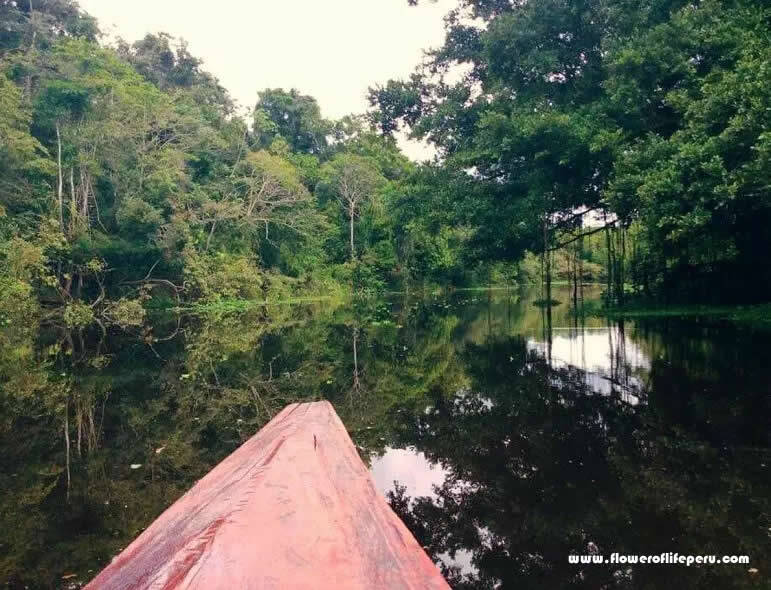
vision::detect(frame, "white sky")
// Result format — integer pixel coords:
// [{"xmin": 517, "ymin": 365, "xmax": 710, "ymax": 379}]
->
[{"xmin": 79, "ymin": 0, "xmax": 454, "ymax": 159}]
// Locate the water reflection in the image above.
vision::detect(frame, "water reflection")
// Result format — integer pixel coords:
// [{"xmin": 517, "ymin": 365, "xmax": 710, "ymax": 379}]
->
[
  {"xmin": 370, "ymin": 447, "xmax": 448, "ymax": 500},
  {"xmin": 0, "ymin": 287, "xmax": 768, "ymax": 589},
  {"xmin": 527, "ymin": 325, "xmax": 649, "ymax": 405}
]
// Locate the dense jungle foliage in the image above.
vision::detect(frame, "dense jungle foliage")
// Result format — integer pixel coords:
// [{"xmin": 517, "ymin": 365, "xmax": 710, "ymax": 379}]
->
[
  {"xmin": 375, "ymin": 0, "xmax": 771, "ymax": 304},
  {"xmin": 1, "ymin": 0, "xmax": 770, "ymax": 324},
  {"xmin": 0, "ymin": 0, "xmax": 471, "ymax": 330}
]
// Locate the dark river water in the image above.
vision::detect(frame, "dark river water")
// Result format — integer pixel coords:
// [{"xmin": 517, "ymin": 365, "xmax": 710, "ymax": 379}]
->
[{"xmin": 1, "ymin": 286, "xmax": 769, "ymax": 589}]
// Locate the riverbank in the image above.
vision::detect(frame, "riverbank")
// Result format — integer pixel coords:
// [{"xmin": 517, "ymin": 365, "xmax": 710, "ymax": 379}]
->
[{"xmin": 595, "ymin": 302, "xmax": 771, "ymax": 325}]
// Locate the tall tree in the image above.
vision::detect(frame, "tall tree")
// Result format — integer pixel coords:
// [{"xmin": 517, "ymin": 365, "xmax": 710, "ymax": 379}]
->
[
  {"xmin": 116, "ymin": 32, "xmax": 233, "ymax": 112},
  {"xmin": 319, "ymin": 154, "xmax": 385, "ymax": 261},
  {"xmin": 253, "ymin": 88, "xmax": 330, "ymax": 155},
  {"xmin": 0, "ymin": 0, "xmax": 98, "ymax": 54}
]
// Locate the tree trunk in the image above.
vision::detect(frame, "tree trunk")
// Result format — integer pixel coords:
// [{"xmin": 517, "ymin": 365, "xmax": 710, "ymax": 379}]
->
[
  {"xmin": 56, "ymin": 122, "xmax": 64, "ymax": 231},
  {"xmin": 25, "ymin": 0, "xmax": 35, "ymax": 98},
  {"xmin": 349, "ymin": 207, "xmax": 356, "ymax": 261},
  {"xmin": 546, "ymin": 249, "xmax": 552, "ymax": 305},
  {"xmin": 69, "ymin": 167, "xmax": 77, "ymax": 235},
  {"xmin": 611, "ymin": 226, "xmax": 621, "ymax": 306},
  {"xmin": 75, "ymin": 272, "xmax": 83, "ymax": 300},
  {"xmin": 352, "ymin": 326, "xmax": 360, "ymax": 394},
  {"xmin": 613, "ymin": 229, "xmax": 618, "ymax": 303},
  {"xmin": 62, "ymin": 263, "xmax": 73, "ymax": 299},
  {"xmin": 205, "ymin": 220, "xmax": 217, "ymax": 251},
  {"xmin": 76, "ymin": 404, "xmax": 82, "ymax": 457},
  {"xmin": 543, "ymin": 213, "xmax": 552, "ymax": 305},
  {"xmin": 619, "ymin": 227, "xmax": 626, "ymax": 305},
  {"xmin": 64, "ymin": 398, "xmax": 71, "ymax": 502},
  {"xmin": 604, "ymin": 214, "xmax": 613, "ymax": 304},
  {"xmin": 578, "ymin": 233, "xmax": 584, "ymax": 304},
  {"xmin": 80, "ymin": 169, "xmax": 90, "ymax": 229},
  {"xmin": 541, "ymin": 214, "xmax": 549, "ymax": 301},
  {"xmin": 572, "ymin": 243, "xmax": 578, "ymax": 309}
]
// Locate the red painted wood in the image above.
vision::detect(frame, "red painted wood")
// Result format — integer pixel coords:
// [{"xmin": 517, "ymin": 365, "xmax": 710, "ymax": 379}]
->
[{"xmin": 86, "ymin": 401, "xmax": 449, "ymax": 589}]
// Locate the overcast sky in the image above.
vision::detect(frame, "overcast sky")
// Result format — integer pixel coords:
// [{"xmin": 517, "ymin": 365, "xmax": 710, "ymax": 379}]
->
[{"xmin": 79, "ymin": 1, "xmax": 453, "ymax": 145}]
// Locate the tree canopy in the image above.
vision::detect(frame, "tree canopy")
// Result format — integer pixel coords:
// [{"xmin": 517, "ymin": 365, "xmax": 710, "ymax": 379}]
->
[
  {"xmin": 1, "ymin": 0, "xmax": 769, "ymax": 326},
  {"xmin": 370, "ymin": 0, "xmax": 771, "ymax": 302}
]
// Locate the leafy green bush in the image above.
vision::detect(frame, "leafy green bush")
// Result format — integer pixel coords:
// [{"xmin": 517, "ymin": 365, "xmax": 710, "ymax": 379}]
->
[
  {"xmin": 183, "ymin": 249, "xmax": 264, "ymax": 303},
  {"xmin": 103, "ymin": 298, "xmax": 146, "ymax": 328},
  {"xmin": 62, "ymin": 301, "xmax": 94, "ymax": 328}
]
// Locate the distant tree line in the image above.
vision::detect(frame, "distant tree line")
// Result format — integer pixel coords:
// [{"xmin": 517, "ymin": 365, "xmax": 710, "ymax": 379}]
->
[{"xmin": 2, "ymin": 0, "xmax": 769, "ymax": 328}]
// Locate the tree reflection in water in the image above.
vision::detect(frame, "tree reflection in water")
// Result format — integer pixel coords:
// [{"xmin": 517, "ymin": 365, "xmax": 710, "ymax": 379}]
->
[
  {"xmin": 379, "ymin": 309, "xmax": 769, "ymax": 590},
  {"xmin": 0, "ymin": 288, "xmax": 768, "ymax": 589}
]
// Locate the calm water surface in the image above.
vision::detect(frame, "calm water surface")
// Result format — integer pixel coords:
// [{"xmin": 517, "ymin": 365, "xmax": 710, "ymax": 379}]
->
[{"xmin": 1, "ymin": 287, "xmax": 769, "ymax": 589}]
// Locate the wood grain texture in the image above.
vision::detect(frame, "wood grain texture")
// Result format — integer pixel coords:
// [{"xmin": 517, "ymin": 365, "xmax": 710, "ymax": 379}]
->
[{"xmin": 85, "ymin": 401, "xmax": 449, "ymax": 590}]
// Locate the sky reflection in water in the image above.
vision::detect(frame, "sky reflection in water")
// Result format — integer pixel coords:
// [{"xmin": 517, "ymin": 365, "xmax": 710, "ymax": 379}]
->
[{"xmin": 1, "ymin": 286, "xmax": 768, "ymax": 589}]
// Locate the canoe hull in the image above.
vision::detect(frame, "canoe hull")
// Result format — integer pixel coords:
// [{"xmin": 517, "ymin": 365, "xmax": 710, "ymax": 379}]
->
[{"xmin": 86, "ymin": 401, "xmax": 449, "ymax": 589}]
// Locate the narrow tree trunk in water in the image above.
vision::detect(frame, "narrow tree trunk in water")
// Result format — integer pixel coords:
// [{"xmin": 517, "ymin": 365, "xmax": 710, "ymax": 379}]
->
[
  {"xmin": 352, "ymin": 327, "xmax": 358, "ymax": 380},
  {"xmin": 614, "ymin": 229, "xmax": 620, "ymax": 305},
  {"xmin": 350, "ymin": 326, "xmax": 360, "ymax": 401},
  {"xmin": 613, "ymin": 227, "xmax": 621, "ymax": 305},
  {"xmin": 572, "ymin": 244, "xmax": 578, "ymax": 309},
  {"xmin": 578, "ymin": 232, "xmax": 585, "ymax": 305},
  {"xmin": 546, "ymin": 299, "xmax": 553, "ymax": 367},
  {"xmin": 545, "ymin": 249, "xmax": 552, "ymax": 306},
  {"xmin": 76, "ymin": 405, "xmax": 82, "ymax": 457},
  {"xmin": 613, "ymin": 229, "xmax": 619, "ymax": 305},
  {"xmin": 619, "ymin": 227, "xmax": 626, "ymax": 305},
  {"xmin": 64, "ymin": 398, "xmax": 71, "ymax": 501},
  {"xmin": 542, "ymin": 214, "xmax": 551, "ymax": 303},
  {"xmin": 604, "ymin": 216, "xmax": 613, "ymax": 304},
  {"xmin": 75, "ymin": 272, "xmax": 83, "ymax": 299}
]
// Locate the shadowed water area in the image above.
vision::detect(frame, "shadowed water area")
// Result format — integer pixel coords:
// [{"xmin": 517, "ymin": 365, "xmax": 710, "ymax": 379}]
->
[{"xmin": 1, "ymin": 286, "xmax": 768, "ymax": 589}]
